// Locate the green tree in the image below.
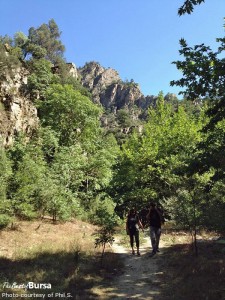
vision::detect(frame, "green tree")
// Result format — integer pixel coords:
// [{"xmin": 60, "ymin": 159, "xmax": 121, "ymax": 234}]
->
[
  {"xmin": 38, "ymin": 84, "xmax": 102, "ymax": 146},
  {"xmin": 37, "ymin": 126, "xmax": 59, "ymax": 163},
  {"xmin": 170, "ymin": 17, "xmax": 225, "ymax": 233},
  {"xmin": 10, "ymin": 143, "xmax": 47, "ymax": 219},
  {"xmin": 166, "ymin": 171, "xmax": 213, "ymax": 255},
  {"xmin": 7, "ymin": 133, "xmax": 83, "ymax": 221},
  {"xmin": 117, "ymin": 108, "xmax": 133, "ymax": 127},
  {"xmin": 170, "ymin": 25, "xmax": 225, "ymax": 181},
  {"xmin": 51, "ymin": 144, "xmax": 86, "ymax": 192},
  {"xmin": 111, "ymin": 92, "xmax": 202, "ymax": 215},
  {"xmin": 28, "ymin": 19, "xmax": 65, "ymax": 63},
  {"xmin": 27, "ymin": 58, "xmax": 54, "ymax": 99},
  {"xmin": 94, "ymin": 219, "xmax": 116, "ymax": 263},
  {"xmin": 170, "ymin": 38, "xmax": 223, "ymax": 100},
  {"xmin": 204, "ymin": 178, "xmax": 225, "ymax": 231},
  {"xmin": 14, "ymin": 31, "xmax": 29, "ymax": 58},
  {"xmin": 25, "ymin": 43, "xmax": 47, "ymax": 60},
  {"xmin": 40, "ymin": 174, "xmax": 81, "ymax": 222}
]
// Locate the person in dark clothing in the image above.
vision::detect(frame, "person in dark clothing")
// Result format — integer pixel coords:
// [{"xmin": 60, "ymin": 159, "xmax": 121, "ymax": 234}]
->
[
  {"xmin": 126, "ymin": 208, "xmax": 144, "ymax": 256},
  {"xmin": 146, "ymin": 202, "xmax": 163, "ymax": 257}
]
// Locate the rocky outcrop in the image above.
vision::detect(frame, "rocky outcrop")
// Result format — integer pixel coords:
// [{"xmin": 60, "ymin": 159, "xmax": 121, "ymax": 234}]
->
[
  {"xmin": 78, "ymin": 61, "xmax": 120, "ymax": 104},
  {"xmin": 67, "ymin": 62, "xmax": 78, "ymax": 79},
  {"xmin": 100, "ymin": 82, "xmax": 145, "ymax": 110},
  {"xmin": 0, "ymin": 67, "xmax": 38, "ymax": 146},
  {"xmin": 78, "ymin": 61, "xmax": 153, "ymax": 113},
  {"xmin": 135, "ymin": 95, "xmax": 158, "ymax": 110}
]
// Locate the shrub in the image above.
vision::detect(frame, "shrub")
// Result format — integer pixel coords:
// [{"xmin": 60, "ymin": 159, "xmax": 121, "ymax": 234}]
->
[{"xmin": 0, "ymin": 214, "xmax": 12, "ymax": 229}]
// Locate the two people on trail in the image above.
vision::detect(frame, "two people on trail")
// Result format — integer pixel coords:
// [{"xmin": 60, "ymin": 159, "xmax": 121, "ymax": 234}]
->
[
  {"xmin": 126, "ymin": 203, "xmax": 164, "ymax": 257},
  {"xmin": 126, "ymin": 208, "xmax": 144, "ymax": 256}
]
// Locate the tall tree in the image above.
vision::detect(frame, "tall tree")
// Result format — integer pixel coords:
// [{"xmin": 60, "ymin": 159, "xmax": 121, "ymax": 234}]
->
[
  {"xmin": 27, "ymin": 58, "xmax": 54, "ymax": 99},
  {"xmin": 38, "ymin": 83, "xmax": 102, "ymax": 146},
  {"xmin": 170, "ymin": 30, "xmax": 225, "ymax": 179},
  {"xmin": 170, "ymin": 15, "xmax": 225, "ymax": 232},
  {"xmin": 111, "ymin": 93, "xmax": 202, "ymax": 215},
  {"xmin": 28, "ymin": 19, "xmax": 65, "ymax": 63}
]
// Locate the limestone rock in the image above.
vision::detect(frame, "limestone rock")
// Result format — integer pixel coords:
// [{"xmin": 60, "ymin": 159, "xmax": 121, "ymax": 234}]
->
[
  {"xmin": 0, "ymin": 67, "xmax": 38, "ymax": 146},
  {"xmin": 78, "ymin": 61, "xmax": 153, "ymax": 114},
  {"xmin": 67, "ymin": 62, "xmax": 78, "ymax": 79}
]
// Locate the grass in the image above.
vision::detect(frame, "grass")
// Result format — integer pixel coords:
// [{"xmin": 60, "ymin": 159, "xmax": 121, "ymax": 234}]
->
[
  {"xmin": 1, "ymin": 220, "xmax": 224, "ymax": 300},
  {"xmin": 0, "ymin": 219, "xmax": 124, "ymax": 300},
  {"xmin": 0, "ymin": 102, "xmax": 5, "ymax": 111},
  {"xmin": 158, "ymin": 228, "xmax": 225, "ymax": 300}
]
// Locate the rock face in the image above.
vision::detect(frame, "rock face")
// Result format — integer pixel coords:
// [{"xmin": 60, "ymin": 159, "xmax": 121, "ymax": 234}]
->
[
  {"xmin": 78, "ymin": 61, "xmax": 162, "ymax": 136},
  {"xmin": 0, "ymin": 67, "xmax": 38, "ymax": 146},
  {"xmin": 78, "ymin": 61, "xmax": 155, "ymax": 113},
  {"xmin": 67, "ymin": 62, "xmax": 78, "ymax": 79},
  {"xmin": 78, "ymin": 62, "xmax": 120, "ymax": 104}
]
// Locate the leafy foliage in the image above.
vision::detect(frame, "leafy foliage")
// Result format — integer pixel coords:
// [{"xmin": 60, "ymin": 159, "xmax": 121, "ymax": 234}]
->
[
  {"xmin": 171, "ymin": 26, "xmax": 225, "ymax": 180},
  {"xmin": 28, "ymin": 19, "xmax": 65, "ymax": 63},
  {"xmin": 27, "ymin": 58, "xmax": 54, "ymax": 99},
  {"xmin": 171, "ymin": 38, "xmax": 224, "ymax": 100},
  {"xmin": 178, "ymin": 0, "xmax": 205, "ymax": 16},
  {"xmin": 0, "ymin": 145, "xmax": 13, "ymax": 227},
  {"xmin": 111, "ymin": 92, "xmax": 202, "ymax": 216},
  {"xmin": 38, "ymin": 84, "xmax": 102, "ymax": 146},
  {"xmin": 170, "ymin": 17, "xmax": 225, "ymax": 233},
  {"xmin": 94, "ymin": 221, "xmax": 116, "ymax": 261}
]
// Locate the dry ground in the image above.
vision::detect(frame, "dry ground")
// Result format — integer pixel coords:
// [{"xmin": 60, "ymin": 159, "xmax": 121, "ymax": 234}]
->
[
  {"xmin": 92, "ymin": 234, "xmax": 166, "ymax": 300},
  {"xmin": 0, "ymin": 221, "xmax": 225, "ymax": 300},
  {"xmin": 0, "ymin": 219, "xmax": 97, "ymax": 259},
  {"xmin": 90, "ymin": 228, "xmax": 225, "ymax": 300}
]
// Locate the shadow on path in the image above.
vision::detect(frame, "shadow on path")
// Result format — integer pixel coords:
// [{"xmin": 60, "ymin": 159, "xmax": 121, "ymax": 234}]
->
[{"xmin": 93, "ymin": 237, "xmax": 166, "ymax": 300}]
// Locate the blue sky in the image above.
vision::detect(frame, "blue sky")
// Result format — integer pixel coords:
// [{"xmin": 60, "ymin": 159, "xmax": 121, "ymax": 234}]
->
[{"xmin": 0, "ymin": 0, "xmax": 225, "ymax": 98}]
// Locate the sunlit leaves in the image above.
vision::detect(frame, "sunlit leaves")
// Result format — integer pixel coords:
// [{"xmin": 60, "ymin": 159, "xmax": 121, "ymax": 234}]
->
[
  {"xmin": 112, "ymin": 94, "xmax": 202, "ymax": 214},
  {"xmin": 28, "ymin": 19, "xmax": 65, "ymax": 63},
  {"xmin": 27, "ymin": 59, "xmax": 54, "ymax": 99},
  {"xmin": 38, "ymin": 84, "xmax": 102, "ymax": 146}
]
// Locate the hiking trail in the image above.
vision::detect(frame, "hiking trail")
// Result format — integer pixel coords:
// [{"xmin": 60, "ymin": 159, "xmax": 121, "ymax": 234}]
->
[{"xmin": 93, "ymin": 232, "xmax": 167, "ymax": 300}]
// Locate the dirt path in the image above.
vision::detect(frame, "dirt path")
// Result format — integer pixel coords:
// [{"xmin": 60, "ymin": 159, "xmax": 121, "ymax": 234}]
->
[{"xmin": 93, "ymin": 233, "xmax": 167, "ymax": 300}]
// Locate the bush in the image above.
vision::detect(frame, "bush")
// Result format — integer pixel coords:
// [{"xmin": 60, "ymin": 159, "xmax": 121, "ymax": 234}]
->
[{"xmin": 0, "ymin": 214, "xmax": 12, "ymax": 229}]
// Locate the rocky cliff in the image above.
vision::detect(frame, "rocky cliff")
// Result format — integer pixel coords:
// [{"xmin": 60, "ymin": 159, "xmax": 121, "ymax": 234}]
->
[
  {"xmin": 78, "ymin": 61, "xmax": 156, "ymax": 112},
  {"xmin": 0, "ymin": 67, "xmax": 38, "ymax": 146},
  {"xmin": 77, "ymin": 61, "xmax": 161, "ymax": 137}
]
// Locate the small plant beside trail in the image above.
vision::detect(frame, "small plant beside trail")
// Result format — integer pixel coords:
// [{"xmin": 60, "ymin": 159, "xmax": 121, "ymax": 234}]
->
[{"xmin": 94, "ymin": 221, "xmax": 116, "ymax": 263}]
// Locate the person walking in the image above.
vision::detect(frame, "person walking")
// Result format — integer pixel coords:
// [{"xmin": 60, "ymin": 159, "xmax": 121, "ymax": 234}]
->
[
  {"xmin": 126, "ymin": 208, "xmax": 144, "ymax": 256},
  {"xmin": 147, "ymin": 202, "xmax": 163, "ymax": 257}
]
